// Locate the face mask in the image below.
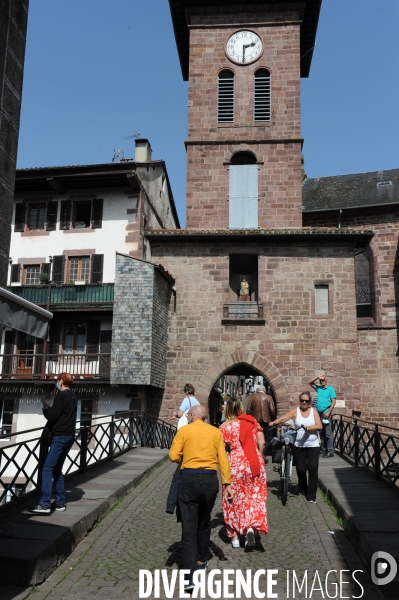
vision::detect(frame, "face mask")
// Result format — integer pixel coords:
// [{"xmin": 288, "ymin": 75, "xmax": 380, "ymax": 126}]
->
[{"xmin": 55, "ymin": 381, "xmax": 60, "ymax": 390}]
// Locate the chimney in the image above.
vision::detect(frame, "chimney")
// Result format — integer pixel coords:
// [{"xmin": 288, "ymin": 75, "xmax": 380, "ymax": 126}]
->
[{"xmin": 135, "ymin": 138, "xmax": 152, "ymax": 163}]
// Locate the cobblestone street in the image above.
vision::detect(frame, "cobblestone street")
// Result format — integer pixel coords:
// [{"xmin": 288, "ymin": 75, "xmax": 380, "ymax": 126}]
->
[{"xmin": 26, "ymin": 461, "xmax": 381, "ymax": 600}]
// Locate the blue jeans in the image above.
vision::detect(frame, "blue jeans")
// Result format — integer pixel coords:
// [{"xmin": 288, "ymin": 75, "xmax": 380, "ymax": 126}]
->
[
  {"xmin": 40, "ymin": 434, "xmax": 74, "ymax": 507},
  {"xmin": 318, "ymin": 413, "xmax": 334, "ymax": 454}
]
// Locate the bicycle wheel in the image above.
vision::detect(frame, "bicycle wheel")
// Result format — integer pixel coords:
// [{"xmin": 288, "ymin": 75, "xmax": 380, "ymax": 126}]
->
[{"xmin": 281, "ymin": 447, "xmax": 291, "ymax": 506}]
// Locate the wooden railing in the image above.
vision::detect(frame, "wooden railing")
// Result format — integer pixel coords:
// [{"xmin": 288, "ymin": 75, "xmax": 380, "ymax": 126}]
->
[{"xmin": 0, "ymin": 353, "xmax": 111, "ymax": 379}]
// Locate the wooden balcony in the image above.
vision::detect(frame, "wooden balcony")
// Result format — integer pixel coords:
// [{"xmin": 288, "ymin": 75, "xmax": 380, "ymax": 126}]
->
[
  {"xmin": 0, "ymin": 353, "xmax": 111, "ymax": 380},
  {"xmin": 6, "ymin": 283, "xmax": 114, "ymax": 310}
]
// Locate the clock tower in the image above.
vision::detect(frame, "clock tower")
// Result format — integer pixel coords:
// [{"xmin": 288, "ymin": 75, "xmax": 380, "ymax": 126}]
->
[{"xmin": 169, "ymin": 0, "xmax": 321, "ymax": 229}]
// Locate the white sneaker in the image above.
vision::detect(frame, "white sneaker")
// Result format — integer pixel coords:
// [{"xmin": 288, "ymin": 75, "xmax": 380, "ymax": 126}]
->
[
  {"xmin": 231, "ymin": 538, "xmax": 240, "ymax": 549},
  {"xmin": 245, "ymin": 528, "xmax": 255, "ymax": 550}
]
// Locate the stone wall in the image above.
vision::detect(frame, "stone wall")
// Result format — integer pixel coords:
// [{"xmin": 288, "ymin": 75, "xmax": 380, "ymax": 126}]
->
[
  {"xmin": 357, "ymin": 328, "xmax": 399, "ymax": 427},
  {"xmin": 0, "ymin": 0, "xmax": 29, "ymax": 287},
  {"xmin": 111, "ymin": 253, "xmax": 171, "ymax": 388},
  {"xmin": 304, "ymin": 208, "xmax": 399, "ymax": 425},
  {"xmin": 150, "ymin": 239, "xmax": 362, "ymax": 419}
]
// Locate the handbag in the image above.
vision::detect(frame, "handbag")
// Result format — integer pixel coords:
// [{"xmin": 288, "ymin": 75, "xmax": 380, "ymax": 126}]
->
[
  {"xmin": 177, "ymin": 397, "xmax": 192, "ymax": 430},
  {"xmin": 40, "ymin": 423, "xmax": 52, "ymax": 446}
]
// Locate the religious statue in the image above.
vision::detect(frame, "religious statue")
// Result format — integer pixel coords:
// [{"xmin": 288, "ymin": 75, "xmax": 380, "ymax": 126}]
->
[{"xmin": 240, "ymin": 278, "xmax": 249, "ymax": 296}]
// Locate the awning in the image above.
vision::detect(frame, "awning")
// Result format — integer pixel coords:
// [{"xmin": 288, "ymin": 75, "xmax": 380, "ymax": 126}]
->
[{"xmin": 0, "ymin": 287, "xmax": 53, "ymax": 340}]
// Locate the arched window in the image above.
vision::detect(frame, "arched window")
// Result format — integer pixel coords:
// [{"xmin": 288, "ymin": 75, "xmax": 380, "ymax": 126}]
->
[
  {"xmin": 355, "ymin": 247, "xmax": 374, "ymax": 320},
  {"xmin": 254, "ymin": 68, "xmax": 271, "ymax": 122},
  {"xmin": 228, "ymin": 151, "xmax": 258, "ymax": 229},
  {"xmin": 218, "ymin": 70, "xmax": 234, "ymax": 123}
]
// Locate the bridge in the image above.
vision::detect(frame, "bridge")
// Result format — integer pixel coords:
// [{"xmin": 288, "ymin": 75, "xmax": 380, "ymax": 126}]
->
[{"xmin": 0, "ymin": 415, "xmax": 398, "ymax": 599}]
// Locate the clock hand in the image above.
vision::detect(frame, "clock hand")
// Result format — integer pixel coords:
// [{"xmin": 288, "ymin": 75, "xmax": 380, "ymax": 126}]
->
[{"xmin": 242, "ymin": 42, "xmax": 255, "ymax": 62}]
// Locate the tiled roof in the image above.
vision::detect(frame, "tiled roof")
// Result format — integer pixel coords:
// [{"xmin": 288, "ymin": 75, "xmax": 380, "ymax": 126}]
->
[{"xmin": 302, "ymin": 169, "xmax": 399, "ymax": 212}]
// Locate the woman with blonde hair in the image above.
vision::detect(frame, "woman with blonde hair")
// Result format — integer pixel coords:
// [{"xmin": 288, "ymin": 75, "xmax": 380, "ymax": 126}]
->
[{"xmin": 220, "ymin": 397, "xmax": 268, "ymax": 550}]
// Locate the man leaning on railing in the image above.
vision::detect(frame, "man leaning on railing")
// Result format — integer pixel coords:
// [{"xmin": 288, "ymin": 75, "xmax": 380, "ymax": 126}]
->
[{"xmin": 28, "ymin": 372, "xmax": 77, "ymax": 515}]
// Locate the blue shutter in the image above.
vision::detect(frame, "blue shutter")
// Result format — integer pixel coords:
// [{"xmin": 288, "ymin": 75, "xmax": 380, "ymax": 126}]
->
[{"xmin": 229, "ymin": 165, "xmax": 258, "ymax": 228}]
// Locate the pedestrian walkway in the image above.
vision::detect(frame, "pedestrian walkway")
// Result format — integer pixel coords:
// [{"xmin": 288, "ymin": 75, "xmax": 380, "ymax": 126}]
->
[{"xmin": 1, "ymin": 453, "xmax": 392, "ymax": 600}]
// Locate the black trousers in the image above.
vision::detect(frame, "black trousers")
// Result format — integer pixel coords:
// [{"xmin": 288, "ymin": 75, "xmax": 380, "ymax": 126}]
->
[
  {"xmin": 177, "ymin": 470, "xmax": 219, "ymax": 578},
  {"xmin": 293, "ymin": 446, "xmax": 320, "ymax": 502},
  {"xmin": 261, "ymin": 422, "xmax": 276, "ymax": 456}
]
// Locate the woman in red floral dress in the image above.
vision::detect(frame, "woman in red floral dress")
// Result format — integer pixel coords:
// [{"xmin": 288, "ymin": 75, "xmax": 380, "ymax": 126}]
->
[{"xmin": 220, "ymin": 398, "xmax": 268, "ymax": 550}]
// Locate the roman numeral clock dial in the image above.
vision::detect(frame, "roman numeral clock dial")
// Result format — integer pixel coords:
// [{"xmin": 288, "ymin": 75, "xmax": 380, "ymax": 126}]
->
[{"xmin": 226, "ymin": 30, "xmax": 262, "ymax": 64}]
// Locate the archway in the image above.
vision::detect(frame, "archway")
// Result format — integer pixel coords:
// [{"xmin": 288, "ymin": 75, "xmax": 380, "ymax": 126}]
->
[{"xmin": 208, "ymin": 362, "xmax": 276, "ymax": 426}]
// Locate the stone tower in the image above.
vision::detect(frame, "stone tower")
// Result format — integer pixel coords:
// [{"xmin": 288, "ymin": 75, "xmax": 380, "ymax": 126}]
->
[
  {"xmin": 170, "ymin": 0, "xmax": 321, "ymax": 230},
  {"xmin": 147, "ymin": 0, "xmax": 371, "ymax": 419}
]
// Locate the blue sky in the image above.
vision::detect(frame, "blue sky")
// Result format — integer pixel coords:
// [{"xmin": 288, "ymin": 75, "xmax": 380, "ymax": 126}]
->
[{"xmin": 17, "ymin": 0, "xmax": 399, "ymax": 226}]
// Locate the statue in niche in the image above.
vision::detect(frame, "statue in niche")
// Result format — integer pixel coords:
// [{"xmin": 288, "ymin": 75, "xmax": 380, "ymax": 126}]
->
[{"xmin": 239, "ymin": 277, "xmax": 250, "ymax": 299}]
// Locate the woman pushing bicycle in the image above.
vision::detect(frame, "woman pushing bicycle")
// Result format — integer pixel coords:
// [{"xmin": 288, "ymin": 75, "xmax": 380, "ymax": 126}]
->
[{"xmin": 269, "ymin": 392, "xmax": 322, "ymax": 503}]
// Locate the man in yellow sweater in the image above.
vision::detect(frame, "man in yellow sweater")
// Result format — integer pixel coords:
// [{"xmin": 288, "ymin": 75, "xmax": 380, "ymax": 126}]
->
[{"xmin": 169, "ymin": 404, "xmax": 233, "ymax": 590}]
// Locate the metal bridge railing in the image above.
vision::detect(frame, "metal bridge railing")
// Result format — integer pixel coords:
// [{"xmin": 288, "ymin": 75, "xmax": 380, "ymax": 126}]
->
[
  {"xmin": 0, "ymin": 411, "xmax": 176, "ymax": 508},
  {"xmin": 332, "ymin": 414, "xmax": 399, "ymax": 486}
]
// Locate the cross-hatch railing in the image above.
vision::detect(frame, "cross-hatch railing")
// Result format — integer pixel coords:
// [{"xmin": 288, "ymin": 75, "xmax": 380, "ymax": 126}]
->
[
  {"xmin": 0, "ymin": 411, "xmax": 176, "ymax": 507},
  {"xmin": 332, "ymin": 415, "xmax": 399, "ymax": 486}
]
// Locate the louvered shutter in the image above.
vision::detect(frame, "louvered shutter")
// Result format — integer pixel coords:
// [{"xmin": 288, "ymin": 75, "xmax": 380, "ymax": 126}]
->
[
  {"xmin": 59, "ymin": 200, "xmax": 71, "ymax": 230},
  {"xmin": 46, "ymin": 201, "xmax": 58, "ymax": 231},
  {"xmin": 41, "ymin": 263, "xmax": 51, "ymax": 277},
  {"xmin": 99, "ymin": 330, "xmax": 112, "ymax": 376},
  {"xmin": 52, "ymin": 255, "xmax": 65, "ymax": 283},
  {"xmin": 11, "ymin": 264, "xmax": 21, "ymax": 283},
  {"xmin": 91, "ymin": 254, "xmax": 104, "ymax": 283},
  {"xmin": 34, "ymin": 339, "xmax": 44, "ymax": 375},
  {"xmin": 14, "ymin": 204, "xmax": 26, "ymax": 232},
  {"xmin": 2, "ymin": 331, "xmax": 15, "ymax": 374},
  {"xmin": 229, "ymin": 165, "xmax": 258, "ymax": 229},
  {"xmin": 92, "ymin": 199, "xmax": 103, "ymax": 229},
  {"xmin": 86, "ymin": 321, "xmax": 101, "ymax": 360},
  {"xmin": 48, "ymin": 321, "xmax": 61, "ymax": 359}
]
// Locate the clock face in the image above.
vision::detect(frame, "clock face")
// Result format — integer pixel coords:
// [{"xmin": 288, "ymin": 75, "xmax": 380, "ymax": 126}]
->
[{"xmin": 226, "ymin": 30, "xmax": 262, "ymax": 64}]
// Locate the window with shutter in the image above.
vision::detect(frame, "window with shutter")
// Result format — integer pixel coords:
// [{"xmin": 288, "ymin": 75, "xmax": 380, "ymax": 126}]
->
[
  {"xmin": 46, "ymin": 201, "xmax": 58, "ymax": 231},
  {"xmin": 254, "ymin": 68, "xmax": 271, "ymax": 122},
  {"xmin": 91, "ymin": 254, "xmax": 104, "ymax": 283},
  {"xmin": 52, "ymin": 255, "xmax": 65, "ymax": 283},
  {"xmin": 92, "ymin": 199, "xmax": 103, "ymax": 228},
  {"xmin": 23, "ymin": 265, "xmax": 40, "ymax": 285},
  {"xmin": 218, "ymin": 70, "xmax": 234, "ymax": 122},
  {"xmin": 14, "ymin": 204, "xmax": 26, "ymax": 232},
  {"xmin": 60, "ymin": 200, "xmax": 71, "ymax": 230},
  {"xmin": 228, "ymin": 152, "xmax": 258, "ymax": 229}
]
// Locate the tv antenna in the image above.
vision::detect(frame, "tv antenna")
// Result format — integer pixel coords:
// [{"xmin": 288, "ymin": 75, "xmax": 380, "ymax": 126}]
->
[
  {"xmin": 112, "ymin": 148, "xmax": 124, "ymax": 163},
  {"xmin": 124, "ymin": 131, "xmax": 141, "ymax": 141}
]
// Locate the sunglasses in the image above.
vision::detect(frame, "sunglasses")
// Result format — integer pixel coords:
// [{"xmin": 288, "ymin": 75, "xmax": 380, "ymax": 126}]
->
[{"xmin": 299, "ymin": 399, "xmax": 311, "ymax": 403}]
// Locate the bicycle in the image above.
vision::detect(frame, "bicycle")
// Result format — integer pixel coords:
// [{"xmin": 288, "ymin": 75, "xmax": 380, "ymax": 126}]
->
[{"xmin": 275, "ymin": 423, "xmax": 305, "ymax": 505}]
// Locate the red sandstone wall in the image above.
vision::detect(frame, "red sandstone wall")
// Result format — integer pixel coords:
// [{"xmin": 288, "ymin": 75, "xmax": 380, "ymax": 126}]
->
[
  {"xmin": 151, "ymin": 241, "xmax": 362, "ymax": 420},
  {"xmin": 304, "ymin": 209, "xmax": 399, "ymax": 425},
  {"xmin": 185, "ymin": 9, "xmax": 303, "ymax": 228}
]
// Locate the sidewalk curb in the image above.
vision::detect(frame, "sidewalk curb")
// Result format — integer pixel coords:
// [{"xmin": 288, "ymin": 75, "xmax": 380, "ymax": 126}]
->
[{"xmin": 0, "ymin": 449, "xmax": 170, "ymax": 588}]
